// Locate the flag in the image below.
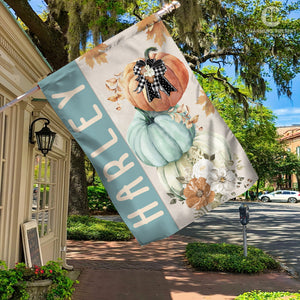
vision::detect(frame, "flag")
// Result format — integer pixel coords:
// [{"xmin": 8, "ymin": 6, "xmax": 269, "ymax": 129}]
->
[{"xmin": 39, "ymin": 14, "xmax": 258, "ymax": 245}]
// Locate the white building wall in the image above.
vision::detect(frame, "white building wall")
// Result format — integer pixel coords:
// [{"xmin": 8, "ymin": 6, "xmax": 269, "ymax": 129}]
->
[{"xmin": 0, "ymin": 1, "xmax": 71, "ymax": 268}]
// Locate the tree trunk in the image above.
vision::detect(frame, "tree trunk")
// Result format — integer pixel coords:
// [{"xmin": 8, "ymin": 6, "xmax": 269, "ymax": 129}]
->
[
  {"xmin": 68, "ymin": 140, "xmax": 89, "ymax": 215},
  {"xmin": 5, "ymin": 0, "xmax": 68, "ymax": 70},
  {"xmin": 256, "ymin": 178, "xmax": 260, "ymax": 198},
  {"xmin": 6, "ymin": 1, "xmax": 90, "ymax": 215},
  {"xmin": 296, "ymin": 173, "xmax": 300, "ymax": 190}
]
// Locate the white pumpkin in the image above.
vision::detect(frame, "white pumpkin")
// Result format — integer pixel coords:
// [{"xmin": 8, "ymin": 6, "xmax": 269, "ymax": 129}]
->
[
  {"xmin": 192, "ymin": 131, "xmax": 232, "ymax": 168},
  {"xmin": 157, "ymin": 153, "xmax": 192, "ymax": 199},
  {"xmin": 157, "ymin": 131, "xmax": 232, "ymax": 200}
]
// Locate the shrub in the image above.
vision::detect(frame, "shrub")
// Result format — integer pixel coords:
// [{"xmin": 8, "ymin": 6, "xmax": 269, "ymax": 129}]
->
[
  {"xmin": 87, "ymin": 184, "xmax": 117, "ymax": 213},
  {"xmin": 236, "ymin": 290, "xmax": 300, "ymax": 299},
  {"xmin": 67, "ymin": 215, "xmax": 134, "ymax": 241},
  {"xmin": 185, "ymin": 242, "xmax": 280, "ymax": 273},
  {"xmin": 0, "ymin": 260, "xmax": 77, "ymax": 299}
]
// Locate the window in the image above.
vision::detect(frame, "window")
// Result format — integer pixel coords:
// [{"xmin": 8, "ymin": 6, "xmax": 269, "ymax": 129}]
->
[
  {"xmin": 296, "ymin": 146, "xmax": 300, "ymax": 157},
  {"xmin": 32, "ymin": 154, "xmax": 57, "ymax": 238}
]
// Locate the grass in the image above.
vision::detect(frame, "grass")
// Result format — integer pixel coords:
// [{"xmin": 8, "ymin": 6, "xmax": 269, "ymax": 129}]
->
[
  {"xmin": 235, "ymin": 290, "xmax": 300, "ymax": 299},
  {"xmin": 67, "ymin": 215, "xmax": 134, "ymax": 241},
  {"xmin": 185, "ymin": 242, "xmax": 280, "ymax": 273}
]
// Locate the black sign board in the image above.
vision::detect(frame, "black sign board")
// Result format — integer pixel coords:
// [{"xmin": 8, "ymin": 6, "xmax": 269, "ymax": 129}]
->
[{"xmin": 21, "ymin": 221, "xmax": 43, "ymax": 267}]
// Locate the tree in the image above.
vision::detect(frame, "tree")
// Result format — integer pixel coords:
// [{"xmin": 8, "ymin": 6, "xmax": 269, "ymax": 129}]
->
[
  {"xmin": 4, "ymin": 0, "xmax": 135, "ymax": 215},
  {"xmin": 5, "ymin": 0, "xmax": 299, "ymax": 211},
  {"xmin": 272, "ymin": 150, "xmax": 300, "ymax": 189},
  {"xmin": 171, "ymin": 0, "xmax": 300, "ymax": 110}
]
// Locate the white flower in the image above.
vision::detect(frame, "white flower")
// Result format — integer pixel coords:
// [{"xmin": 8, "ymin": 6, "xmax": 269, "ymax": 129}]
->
[
  {"xmin": 192, "ymin": 159, "xmax": 214, "ymax": 179},
  {"xmin": 144, "ymin": 65, "xmax": 155, "ymax": 77},
  {"xmin": 208, "ymin": 168, "xmax": 236, "ymax": 194}
]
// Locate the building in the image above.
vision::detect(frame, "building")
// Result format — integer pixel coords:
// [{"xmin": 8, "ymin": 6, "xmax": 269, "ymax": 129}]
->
[
  {"xmin": 277, "ymin": 125, "xmax": 300, "ymax": 190},
  {"xmin": 0, "ymin": 1, "xmax": 72, "ymax": 268}
]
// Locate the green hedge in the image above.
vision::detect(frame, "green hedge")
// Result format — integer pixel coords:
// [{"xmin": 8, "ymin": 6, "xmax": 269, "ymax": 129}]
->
[
  {"xmin": 185, "ymin": 242, "xmax": 280, "ymax": 273},
  {"xmin": 236, "ymin": 290, "xmax": 300, "ymax": 299},
  {"xmin": 87, "ymin": 184, "xmax": 117, "ymax": 213},
  {"xmin": 67, "ymin": 215, "xmax": 133, "ymax": 241}
]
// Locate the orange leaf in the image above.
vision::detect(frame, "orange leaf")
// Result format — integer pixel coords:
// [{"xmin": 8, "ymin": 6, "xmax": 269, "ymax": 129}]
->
[
  {"xmin": 203, "ymin": 100, "xmax": 215, "ymax": 116},
  {"xmin": 105, "ymin": 78, "xmax": 118, "ymax": 90},
  {"xmin": 116, "ymin": 92, "xmax": 125, "ymax": 100},
  {"xmin": 107, "ymin": 95, "xmax": 119, "ymax": 102},
  {"xmin": 146, "ymin": 22, "xmax": 169, "ymax": 47},
  {"xmin": 197, "ymin": 92, "xmax": 209, "ymax": 104},
  {"xmin": 79, "ymin": 43, "xmax": 109, "ymax": 68},
  {"xmin": 106, "ymin": 78, "xmax": 117, "ymax": 84},
  {"xmin": 190, "ymin": 115, "xmax": 199, "ymax": 123},
  {"xmin": 136, "ymin": 14, "xmax": 158, "ymax": 32},
  {"xmin": 114, "ymin": 71, "xmax": 123, "ymax": 77},
  {"xmin": 105, "ymin": 84, "xmax": 115, "ymax": 91}
]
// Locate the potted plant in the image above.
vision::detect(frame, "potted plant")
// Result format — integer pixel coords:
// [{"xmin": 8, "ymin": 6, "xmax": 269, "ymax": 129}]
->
[{"xmin": 0, "ymin": 260, "xmax": 77, "ymax": 299}]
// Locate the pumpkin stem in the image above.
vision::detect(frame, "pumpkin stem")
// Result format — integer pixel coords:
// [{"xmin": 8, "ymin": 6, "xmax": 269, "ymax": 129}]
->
[
  {"xmin": 135, "ymin": 107, "xmax": 154, "ymax": 125},
  {"xmin": 144, "ymin": 47, "xmax": 158, "ymax": 60}
]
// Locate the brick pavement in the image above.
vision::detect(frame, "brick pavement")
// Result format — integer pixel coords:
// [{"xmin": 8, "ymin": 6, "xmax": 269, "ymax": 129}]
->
[{"xmin": 67, "ymin": 235, "xmax": 300, "ymax": 300}]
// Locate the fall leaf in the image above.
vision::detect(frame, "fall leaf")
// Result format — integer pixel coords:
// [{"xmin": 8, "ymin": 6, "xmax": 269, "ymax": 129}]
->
[
  {"xmin": 146, "ymin": 21, "xmax": 170, "ymax": 47},
  {"xmin": 176, "ymin": 103, "xmax": 185, "ymax": 113},
  {"xmin": 79, "ymin": 43, "xmax": 109, "ymax": 68},
  {"xmin": 186, "ymin": 122, "xmax": 193, "ymax": 129},
  {"xmin": 190, "ymin": 115, "xmax": 199, "ymax": 123},
  {"xmin": 197, "ymin": 92, "xmax": 215, "ymax": 116},
  {"xmin": 105, "ymin": 78, "xmax": 118, "ymax": 90},
  {"xmin": 203, "ymin": 100, "xmax": 215, "ymax": 116},
  {"xmin": 116, "ymin": 92, "xmax": 125, "ymax": 100},
  {"xmin": 106, "ymin": 78, "xmax": 117, "ymax": 85},
  {"xmin": 185, "ymin": 105, "xmax": 190, "ymax": 115},
  {"xmin": 136, "ymin": 14, "xmax": 158, "ymax": 32},
  {"xmin": 107, "ymin": 95, "xmax": 119, "ymax": 102},
  {"xmin": 105, "ymin": 84, "xmax": 115, "ymax": 91},
  {"xmin": 196, "ymin": 92, "xmax": 209, "ymax": 104},
  {"xmin": 174, "ymin": 113, "xmax": 182, "ymax": 123}
]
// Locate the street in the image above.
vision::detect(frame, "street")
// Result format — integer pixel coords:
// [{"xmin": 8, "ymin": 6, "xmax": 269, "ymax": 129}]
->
[{"xmin": 178, "ymin": 201, "xmax": 300, "ymax": 277}]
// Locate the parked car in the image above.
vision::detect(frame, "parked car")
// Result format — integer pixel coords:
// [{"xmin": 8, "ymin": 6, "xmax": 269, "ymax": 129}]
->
[{"xmin": 259, "ymin": 190, "xmax": 300, "ymax": 203}]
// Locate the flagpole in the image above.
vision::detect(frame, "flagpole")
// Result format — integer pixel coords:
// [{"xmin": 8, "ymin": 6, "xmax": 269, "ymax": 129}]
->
[
  {"xmin": 156, "ymin": 1, "xmax": 180, "ymax": 18},
  {"xmin": 0, "ymin": 85, "xmax": 40, "ymax": 113},
  {"xmin": 0, "ymin": 1, "xmax": 181, "ymax": 114}
]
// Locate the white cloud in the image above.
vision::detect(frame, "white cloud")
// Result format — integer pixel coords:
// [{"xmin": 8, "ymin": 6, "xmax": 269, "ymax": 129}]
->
[
  {"xmin": 272, "ymin": 107, "xmax": 300, "ymax": 126},
  {"xmin": 274, "ymin": 107, "xmax": 300, "ymax": 116}
]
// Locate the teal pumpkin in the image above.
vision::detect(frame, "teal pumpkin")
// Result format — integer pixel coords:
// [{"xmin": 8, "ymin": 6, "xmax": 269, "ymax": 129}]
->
[{"xmin": 127, "ymin": 108, "xmax": 195, "ymax": 167}]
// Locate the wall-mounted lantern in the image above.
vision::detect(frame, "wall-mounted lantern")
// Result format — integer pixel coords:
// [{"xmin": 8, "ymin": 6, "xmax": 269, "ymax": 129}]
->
[{"xmin": 29, "ymin": 118, "xmax": 56, "ymax": 156}]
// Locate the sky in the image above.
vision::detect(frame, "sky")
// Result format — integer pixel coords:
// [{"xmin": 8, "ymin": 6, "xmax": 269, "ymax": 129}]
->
[{"xmin": 28, "ymin": 0, "xmax": 300, "ymax": 127}]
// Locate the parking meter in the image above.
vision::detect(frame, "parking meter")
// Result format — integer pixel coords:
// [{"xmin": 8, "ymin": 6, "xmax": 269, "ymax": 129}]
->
[
  {"xmin": 239, "ymin": 203, "xmax": 249, "ymax": 225},
  {"xmin": 239, "ymin": 203, "xmax": 249, "ymax": 257}
]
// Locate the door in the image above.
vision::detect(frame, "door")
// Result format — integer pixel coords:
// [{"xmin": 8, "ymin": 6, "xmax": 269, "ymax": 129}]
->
[
  {"xmin": 272, "ymin": 191, "xmax": 283, "ymax": 202},
  {"xmin": 31, "ymin": 152, "xmax": 64, "ymax": 262}
]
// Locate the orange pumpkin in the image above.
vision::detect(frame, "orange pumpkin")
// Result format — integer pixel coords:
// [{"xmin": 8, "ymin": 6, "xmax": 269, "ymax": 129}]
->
[{"xmin": 119, "ymin": 49, "xmax": 189, "ymax": 111}]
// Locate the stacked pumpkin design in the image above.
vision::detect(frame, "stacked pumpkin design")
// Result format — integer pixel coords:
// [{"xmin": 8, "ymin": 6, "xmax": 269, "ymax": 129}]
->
[
  {"xmin": 120, "ymin": 47, "xmax": 193, "ymax": 168},
  {"xmin": 119, "ymin": 47, "xmax": 233, "ymax": 210}
]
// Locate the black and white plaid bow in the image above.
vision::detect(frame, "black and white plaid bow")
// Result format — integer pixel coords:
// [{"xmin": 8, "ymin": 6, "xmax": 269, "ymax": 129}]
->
[{"xmin": 133, "ymin": 58, "xmax": 177, "ymax": 103}]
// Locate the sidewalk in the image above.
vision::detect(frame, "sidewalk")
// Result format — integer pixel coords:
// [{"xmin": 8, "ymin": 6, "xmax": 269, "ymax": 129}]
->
[{"xmin": 66, "ymin": 235, "xmax": 300, "ymax": 300}]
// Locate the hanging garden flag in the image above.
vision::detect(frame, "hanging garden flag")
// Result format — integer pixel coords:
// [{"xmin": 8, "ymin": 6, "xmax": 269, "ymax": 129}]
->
[{"xmin": 39, "ymin": 14, "xmax": 258, "ymax": 245}]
